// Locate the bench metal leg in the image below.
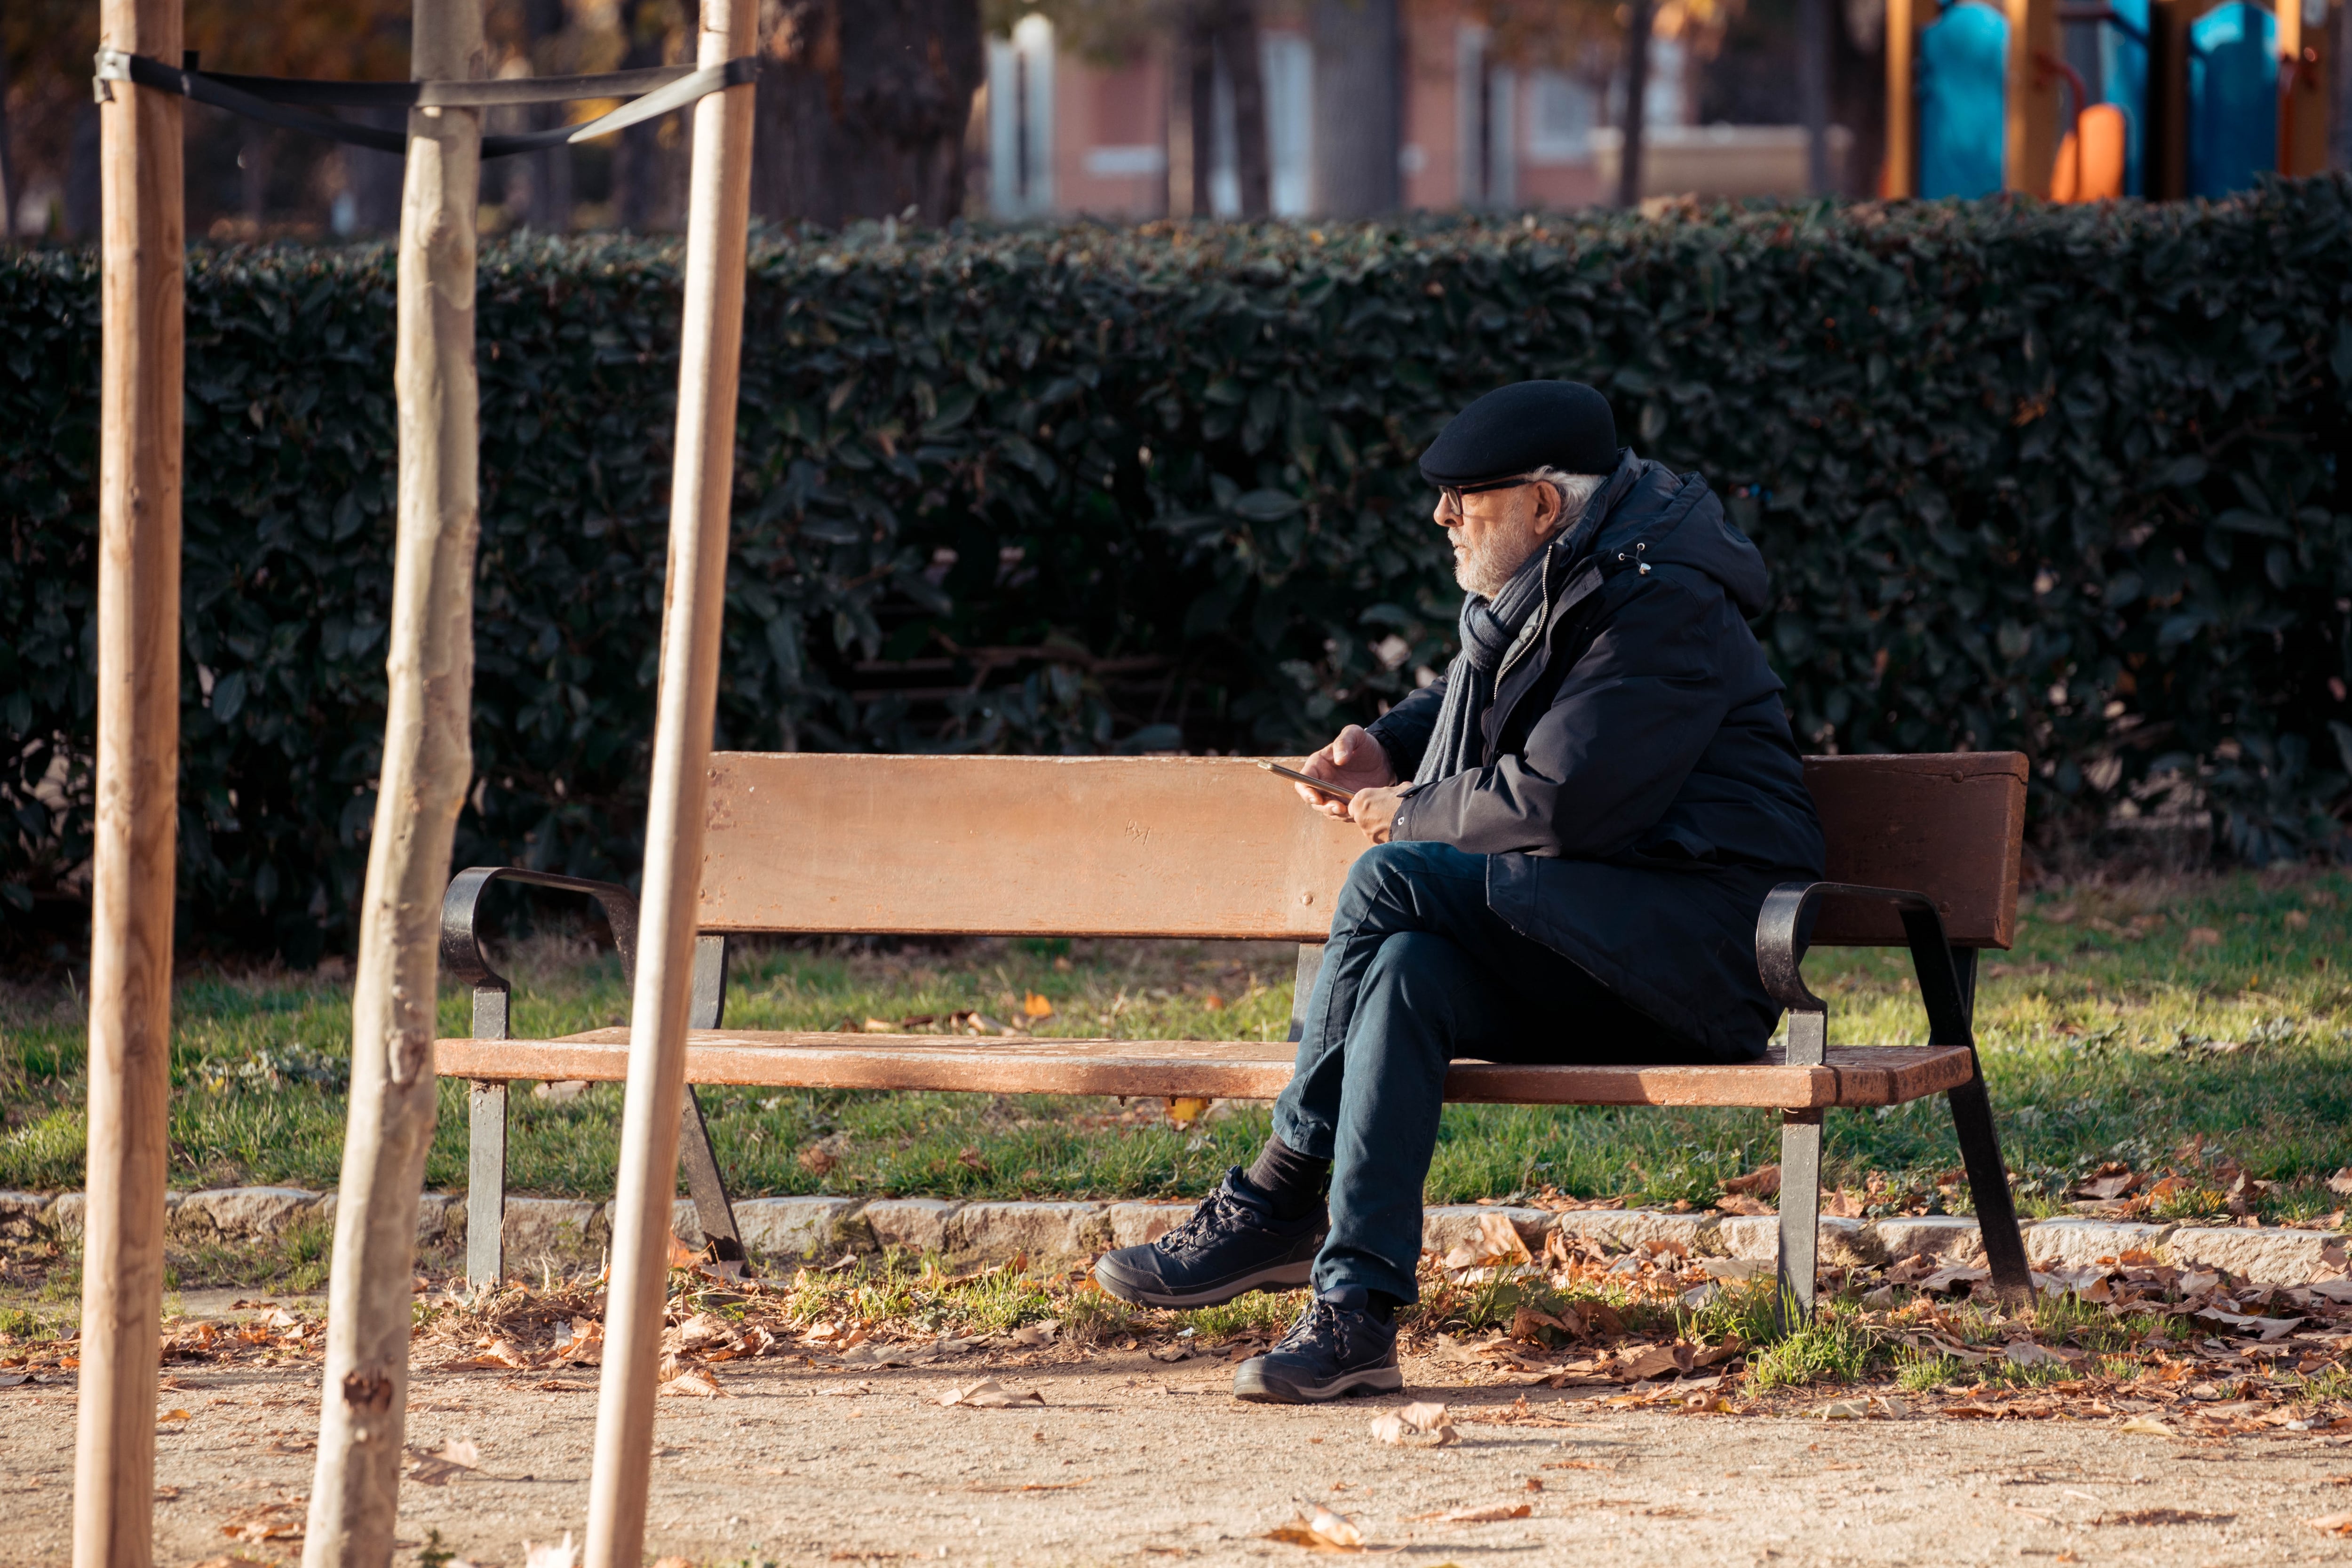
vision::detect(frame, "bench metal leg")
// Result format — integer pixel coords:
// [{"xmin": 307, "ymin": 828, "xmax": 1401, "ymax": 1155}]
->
[
  {"xmin": 680, "ymin": 1089, "xmax": 745, "ymax": 1267},
  {"xmin": 467, "ymin": 1080, "xmax": 507, "ymax": 1288},
  {"xmin": 1287, "ymin": 942, "xmax": 1325, "ymax": 1043},
  {"xmin": 1776, "ymin": 1107, "xmax": 1824, "ymax": 1330},
  {"xmin": 1774, "ymin": 1000, "xmax": 1828, "ymax": 1330},
  {"xmin": 1947, "ymin": 949, "xmax": 2032, "ymax": 1307},
  {"xmin": 678, "ymin": 933, "xmax": 745, "ymax": 1267}
]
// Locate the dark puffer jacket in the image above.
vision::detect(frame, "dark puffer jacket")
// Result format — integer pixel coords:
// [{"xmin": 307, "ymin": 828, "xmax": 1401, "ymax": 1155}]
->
[{"xmin": 1367, "ymin": 449, "xmax": 1825, "ymax": 1061}]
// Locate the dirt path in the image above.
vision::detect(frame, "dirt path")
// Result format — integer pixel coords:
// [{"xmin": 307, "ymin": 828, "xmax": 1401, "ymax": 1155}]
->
[{"xmin": 8, "ymin": 1339, "xmax": 2352, "ymax": 1568}]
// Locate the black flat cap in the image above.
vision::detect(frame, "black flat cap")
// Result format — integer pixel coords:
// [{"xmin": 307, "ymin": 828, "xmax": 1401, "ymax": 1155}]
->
[{"xmin": 1418, "ymin": 380, "xmax": 1619, "ymax": 486}]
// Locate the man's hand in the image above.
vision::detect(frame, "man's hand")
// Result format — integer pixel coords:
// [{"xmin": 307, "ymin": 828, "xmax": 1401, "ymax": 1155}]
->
[
  {"xmin": 1295, "ymin": 724, "xmax": 1397, "ymax": 821},
  {"xmin": 1347, "ymin": 784, "xmax": 1408, "ymax": 844}
]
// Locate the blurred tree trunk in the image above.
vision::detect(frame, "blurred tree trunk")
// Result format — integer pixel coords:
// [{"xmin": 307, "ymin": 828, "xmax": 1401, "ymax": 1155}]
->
[
  {"xmin": 1310, "ymin": 0, "xmax": 1398, "ymax": 216},
  {"xmin": 1833, "ymin": 0, "xmax": 1886, "ymax": 197},
  {"xmin": 1184, "ymin": 0, "xmax": 1267, "ymax": 216},
  {"xmin": 0, "ymin": 43, "xmax": 15, "ymax": 239},
  {"xmin": 1615, "ymin": 0, "xmax": 1653, "ymax": 207},
  {"xmin": 751, "ymin": 0, "xmax": 984, "ymax": 225},
  {"xmin": 1186, "ymin": 24, "xmax": 1215, "ymax": 213},
  {"xmin": 525, "ymin": 0, "xmax": 573, "ymax": 231},
  {"xmin": 1797, "ymin": 0, "xmax": 1828, "ymax": 192},
  {"xmin": 66, "ymin": 103, "xmax": 100, "ymax": 239},
  {"xmin": 611, "ymin": 0, "xmax": 666, "ymax": 229}
]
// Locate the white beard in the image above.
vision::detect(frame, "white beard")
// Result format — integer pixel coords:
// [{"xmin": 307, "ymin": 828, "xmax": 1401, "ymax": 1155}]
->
[{"xmin": 1453, "ymin": 527, "xmax": 1536, "ymax": 599}]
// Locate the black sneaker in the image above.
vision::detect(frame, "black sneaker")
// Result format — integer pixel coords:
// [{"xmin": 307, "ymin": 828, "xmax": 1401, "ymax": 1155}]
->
[
  {"xmin": 1092, "ymin": 1168, "xmax": 1325, "ymax": 1309},
  {"xmin": 1232, "ymin": 1285, "xmax": 1404, "ymax": 1404}
]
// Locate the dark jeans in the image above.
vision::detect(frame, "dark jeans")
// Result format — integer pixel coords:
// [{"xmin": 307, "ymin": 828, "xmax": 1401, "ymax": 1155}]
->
[{"xmin": 1272, "ymin": 839, "xmax": 1708, "ymax": 1302}]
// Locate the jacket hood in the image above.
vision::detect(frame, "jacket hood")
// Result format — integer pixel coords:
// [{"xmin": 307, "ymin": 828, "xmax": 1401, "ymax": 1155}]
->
[{"xmin": 1576, "ymin": 451, "xmax": 1770, "ymax": 618}]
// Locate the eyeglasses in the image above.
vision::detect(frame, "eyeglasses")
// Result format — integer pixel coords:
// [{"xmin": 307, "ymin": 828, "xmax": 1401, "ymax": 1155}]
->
[{"xmin": 1436, "ymin": 473, "xmax": 1538, "ymax": 519}]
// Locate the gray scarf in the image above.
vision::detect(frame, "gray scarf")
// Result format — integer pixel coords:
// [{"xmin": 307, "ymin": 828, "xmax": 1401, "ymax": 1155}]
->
[{"xmin": 1412, "ymin": 484, "xmax": 1615, "ymax": 787}]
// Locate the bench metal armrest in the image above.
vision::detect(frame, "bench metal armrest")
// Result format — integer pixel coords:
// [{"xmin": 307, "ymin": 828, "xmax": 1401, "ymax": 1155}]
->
[
  {"xmin": 440, "ymin": 866, "xmax": 640, "ymax": 1042},
  {"xmin": 1756, "ymin": 880, "xmax": 1973, "ymax": 1052}
]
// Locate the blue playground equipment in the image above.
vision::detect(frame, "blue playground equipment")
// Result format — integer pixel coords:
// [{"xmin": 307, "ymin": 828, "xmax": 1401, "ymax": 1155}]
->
[
  {"xmin": 2185, "ymin": 0, "xmax": 2279, "ymax": 195},
  {"xmin": 1918, "ymin": 0, "xmax": 2012, "ymax": 198},
  {"xmin": 1899, "ymin": 0, "xmax": 2328, "ymax": 200}
]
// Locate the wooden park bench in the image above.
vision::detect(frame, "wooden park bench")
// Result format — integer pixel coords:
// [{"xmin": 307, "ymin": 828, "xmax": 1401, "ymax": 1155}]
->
[{"xmin": 437, "ymin": 750, "xmax": 2036, "ymax": 1319}]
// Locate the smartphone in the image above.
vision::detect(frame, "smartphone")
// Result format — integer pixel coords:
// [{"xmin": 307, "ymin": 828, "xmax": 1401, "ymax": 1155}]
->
[{"xmin": 1257, "ymin": 759, "xmax": 1356, "ymax": 803}]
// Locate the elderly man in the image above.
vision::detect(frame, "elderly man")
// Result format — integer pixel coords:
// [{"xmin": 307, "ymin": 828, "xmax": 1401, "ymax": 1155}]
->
[{"xmin": 1092, "ymin": 380, "xmax": 1826, "ymax": 1403}]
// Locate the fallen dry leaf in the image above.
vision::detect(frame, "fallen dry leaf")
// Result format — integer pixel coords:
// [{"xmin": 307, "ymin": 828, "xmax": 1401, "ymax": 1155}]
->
[
  {"xmin": 546, "ymin": 1317, "xmax": 603, "ymax": 1364},
  {"xmin": 1818, "ymin": 1399, "xmax": 1872, "ymax": 1421},
  {"xmin": 2307, "ymin": 1513, "xmax": 2352, "ymax": 1537},
  {"xmin": 1715, "ymin": 1194, "xmax": 1774, "ymax": 1217},
  {"xmin": 406, "ymin": 1436, "xmax": 482, "ymax": 1485},
  {"xmin": 1369, "ymin": 1401, "xmax": 1459, "ymax": 1448},
  {"xmin": 1008, "ymin": 1319, "xmax": 1060, "ymax": 1347},
  {"xmin": 2193, "ymin": 1305, "xmax": 2304, "ymax": 1340},
  {"xmin": 440, "ymin": 1337, "xmax": 532, "ymax": 1372},
  {"xmin": 2101, "ymin": 1507, "xmax": 2232, "ymax": 1526},
  {"xmin": 1430, "ymin": 1503, "xmax": 1533, "ymax": 1523},
  {"xmin": 1724, "ymin": 1164, "xmax": 1781, "ymax": 1198},
  {"xmin": 1476, "ymin": 1211, "xmax": 1534, "ymax": 1265},
  {"xmin": 2003, "ymin": 1342, "xmax": 2068, "ymax": 1368},
  {"xmin": 1165, "ymin": 1096, "xmax": 1213, "ymax": 1129},
  {"xmin": 2185, "ymin": 927, "xmax": 2222, "ymax": 949},
  {"xmin": 1616, "ymin": 1343, "xmax": 1693, "ymax": 1382},
  {"xmin": 658, "ymin": 1370, "xmax": 727, "ymax": 1399},
  {"xmin": 1023, "ymin": 991, "xmax": 1055, "ymax": 1019},
  {"xmin": 2115, "ymin": 1416, "xmax": 2179, "ymax": 1437},
  {"xmin": 1508, "ymin": 1305, "xmax": 1568, "ymax": 1342},
  {"xmin": 676, "ymin": 1311, "xmax": 741, "ymax": 1353},
  {"xmin": 523, "ymin": 1533, "xmax": 578, "ymax": 1568},
  {"xmin": 937, "ymin": 1378, "xmax": 1045, "ymax": 1409},
  {"xmin": 219, "ymin": 1502, "xmax": 305, "ymax": 1544},
  {"xmin": 1264, "ymin": 1505, "xmax": 1364, "ymax": 1551}
]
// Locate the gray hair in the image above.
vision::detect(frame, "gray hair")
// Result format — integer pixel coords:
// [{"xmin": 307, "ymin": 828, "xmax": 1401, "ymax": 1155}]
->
[{"xmin": 1527, "ymin": 465, "xmax": 1607, "ymax": 534}]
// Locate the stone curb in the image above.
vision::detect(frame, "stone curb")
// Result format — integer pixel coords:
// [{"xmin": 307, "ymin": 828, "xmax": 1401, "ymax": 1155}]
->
[{"xmin": 8, "ymin": 1187, "xmax": 2347, "ymax": 1286}]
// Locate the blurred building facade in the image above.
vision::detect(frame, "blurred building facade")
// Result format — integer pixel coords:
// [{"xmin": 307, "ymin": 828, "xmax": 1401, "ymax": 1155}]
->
[{"xmin": 977, "ymin": 0, "xmax": 1727, "ymax": 218}]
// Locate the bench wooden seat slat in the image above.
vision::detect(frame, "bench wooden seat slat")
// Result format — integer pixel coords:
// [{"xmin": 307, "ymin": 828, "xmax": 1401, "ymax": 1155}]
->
[{"xmin": 435, "ymin": 1030, "xmax": 1977, "ymax": 1110}]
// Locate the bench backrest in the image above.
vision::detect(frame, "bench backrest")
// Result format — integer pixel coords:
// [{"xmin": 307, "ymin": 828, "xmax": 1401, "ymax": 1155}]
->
[{"xmin": 699, "ymin": 750, "xmax": 2026, "ymax": 948}]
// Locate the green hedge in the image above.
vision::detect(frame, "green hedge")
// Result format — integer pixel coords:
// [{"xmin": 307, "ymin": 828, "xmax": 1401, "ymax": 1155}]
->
[{"xmin": 5, "ymin": 181, "xmax": 2350, "ymax": 959}]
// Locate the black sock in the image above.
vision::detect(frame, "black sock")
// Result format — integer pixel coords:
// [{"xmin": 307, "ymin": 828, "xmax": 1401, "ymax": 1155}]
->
[{"xmin": 1243, "ymin": 1135, "xmax": 1329, "ymax": 1222}]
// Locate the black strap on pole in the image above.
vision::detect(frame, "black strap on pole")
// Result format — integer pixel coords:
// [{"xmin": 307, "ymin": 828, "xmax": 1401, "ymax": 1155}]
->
[{"xmin": 92, "ymin": 48, "xmax": 758, "ymax": 159}]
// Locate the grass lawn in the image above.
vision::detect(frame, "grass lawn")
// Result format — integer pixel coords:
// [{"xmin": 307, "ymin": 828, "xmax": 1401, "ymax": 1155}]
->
[{"xmin": 1, "ymin": 868, "xmax": 2345, "ymax": 1224}]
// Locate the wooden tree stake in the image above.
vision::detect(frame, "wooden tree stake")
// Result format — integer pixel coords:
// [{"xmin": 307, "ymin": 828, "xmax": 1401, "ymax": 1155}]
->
[
  {"xmin": 582, "ymin": 0, "xmax": 756, "ymax": 1561},
  {"xmin": 75, "ymin": 0, "xmax": 183, "ymax": 1563},
  {"xmin": 301, "ymin": 0, "xmax": 484, "ymax": 1560}
]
